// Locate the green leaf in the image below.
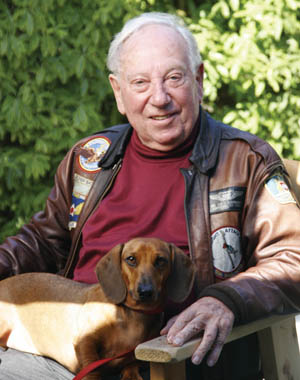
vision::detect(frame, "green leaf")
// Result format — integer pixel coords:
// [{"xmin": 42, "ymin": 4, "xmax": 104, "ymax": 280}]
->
[
  {"xmin": 21, "ymin": 85, "xmax": 31, "ymax": 104},
  {"xmin": 229, "ymin": 0, "xmax": 240, "ymax": 11},
  {"xmin": 0, "ymin": 36, "xmax": 8, "ymax": 56},
  {"xmin": 223, "ymin": 111, "xmax": 237, "ymax": 124},
  {"xmin": 255, "ymin": 81, "xmax": 265, "ymax": 97},
  {"xmin": 74, "ymin": 105, "xmax": 88, "ymax": 128},
  {"xmin": 76, "ymin": 55, "xmax": 86, "ymax": 78},
  {"xmin": 36, "ymin": 67, "xmax": 46, "ymax": 85},
  {"xmin": 26, "ymin": 12, "xmax": 34, "ymax": 36}
]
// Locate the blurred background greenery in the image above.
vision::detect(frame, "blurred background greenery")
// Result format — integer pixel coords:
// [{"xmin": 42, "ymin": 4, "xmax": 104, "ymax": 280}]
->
[{"xmin": 0, "ymin": 0, "xmax": 299, "ymax": 240}]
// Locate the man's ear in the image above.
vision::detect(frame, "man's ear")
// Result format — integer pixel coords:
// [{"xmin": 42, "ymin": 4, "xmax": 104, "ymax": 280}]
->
[
  {"xmin": 196, "ymin": 63, "xmax": 204, "ymax": 103},
  {"xmin": 109, "ymin": 74, "xmax": 126, "ymax": 115},
  {"xmin": 95, "ymin": 243, "xmax": 127, "ymax": 304}
]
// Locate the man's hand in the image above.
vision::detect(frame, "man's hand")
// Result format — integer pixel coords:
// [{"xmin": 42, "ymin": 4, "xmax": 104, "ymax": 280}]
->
[{"xmin": 160, "ymin": 297, "xmax": 234, "ymax": 366}]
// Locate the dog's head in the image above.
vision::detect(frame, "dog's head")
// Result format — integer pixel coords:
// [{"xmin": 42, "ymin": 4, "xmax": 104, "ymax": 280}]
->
[{"xmin": 95, "ymin": 237, "xmax": 195, "ymax": 311}]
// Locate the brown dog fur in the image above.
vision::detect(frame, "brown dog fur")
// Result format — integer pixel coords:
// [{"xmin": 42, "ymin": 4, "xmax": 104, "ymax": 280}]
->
[{"xmin": 0, "ymin": 237, "xmax": 195, "ymax": 380}]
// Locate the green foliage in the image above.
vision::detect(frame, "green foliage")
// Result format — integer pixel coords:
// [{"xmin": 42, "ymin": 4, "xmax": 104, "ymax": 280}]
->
[
  {"xmin": 188, "ymin": 0, "xmax": 300, "ymax": 157},
  {"xmin": 0, "ymin": 0, "xmax": 174, "ymax": 240},
  {"xmin": 1, "ymin": 0, "xmax": 299, "ymax": 240}
]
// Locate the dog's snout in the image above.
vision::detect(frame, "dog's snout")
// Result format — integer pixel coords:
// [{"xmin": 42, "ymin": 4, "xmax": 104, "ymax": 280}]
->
[{"xmin": 137, "ymin": 282, "xmax": 154, "ymax": 300}]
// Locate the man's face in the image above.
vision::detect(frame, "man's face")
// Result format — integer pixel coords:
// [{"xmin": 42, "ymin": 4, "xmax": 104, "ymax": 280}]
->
[{"xmin": 109, "ymin": 24, "xmax": 203, "ymax": 151}]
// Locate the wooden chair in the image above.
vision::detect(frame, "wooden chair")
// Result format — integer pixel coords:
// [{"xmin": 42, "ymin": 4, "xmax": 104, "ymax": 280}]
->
[{"xmin": 135, "ymin": 158, "xmax": 300, "ymax": 380}]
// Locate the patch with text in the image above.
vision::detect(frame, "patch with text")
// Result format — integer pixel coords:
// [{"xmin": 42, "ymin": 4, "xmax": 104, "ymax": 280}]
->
[
  {"xmin": 209, "ymin": 187, "xmax": 246, "ymax": 214},
  {"xmin": 211, "ymin": 226, "xmax": 243, "ymax": 279}
]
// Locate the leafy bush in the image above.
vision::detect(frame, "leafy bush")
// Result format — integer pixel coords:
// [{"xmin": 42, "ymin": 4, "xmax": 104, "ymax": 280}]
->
[
  {"xmin": 0, "ymin": 0, "xmax": 174, "ymax": 240},
  {"xmin": 189, "ymin": 0, "xmax": 300, "ymax": 158},
  {"xmin": 1, "ymin": 0, "xmax": 299, "ymax": 240}
]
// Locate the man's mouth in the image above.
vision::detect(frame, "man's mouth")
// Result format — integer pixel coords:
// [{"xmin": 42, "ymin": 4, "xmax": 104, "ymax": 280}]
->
[{"xmin": 151, "ymin": 113, "xmax": 175, "ymax": 121}]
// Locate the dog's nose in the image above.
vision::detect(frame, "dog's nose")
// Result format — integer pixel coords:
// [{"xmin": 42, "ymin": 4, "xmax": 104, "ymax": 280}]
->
[{"xmin": 137, "ymin": 283, "xmax": 154, "ymax": 300}]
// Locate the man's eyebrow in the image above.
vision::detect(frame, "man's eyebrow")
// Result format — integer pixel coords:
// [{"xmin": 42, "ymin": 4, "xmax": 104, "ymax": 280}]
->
[
  {"xmin": 126, "ymin": 66, "xmax": 187, "ymax": 80},
  {"xmin": 126, "ymin": 73, "xmax": 148, "ymax": 81}
]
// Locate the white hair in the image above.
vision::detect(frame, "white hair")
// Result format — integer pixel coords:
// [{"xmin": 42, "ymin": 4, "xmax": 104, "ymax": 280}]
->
[{"xmin": 107, "ymin": 12, "xmax": 202, "ymax": 76}]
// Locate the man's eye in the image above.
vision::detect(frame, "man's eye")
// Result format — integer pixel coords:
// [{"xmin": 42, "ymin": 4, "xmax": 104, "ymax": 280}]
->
[
  {"xmin": 133, "ymin": 79, "xmax": 147, "ymax": 86},
  {"xmin": 131, "ymin": 80, "xmax": 149, "ymax": 92},
  {"xmin": 125, "ymin": 256, "xmax": 137, "ymax": 266},
  {"xmin": 167, "ymin": 74, "xmax": 184, "ymax": 86}
]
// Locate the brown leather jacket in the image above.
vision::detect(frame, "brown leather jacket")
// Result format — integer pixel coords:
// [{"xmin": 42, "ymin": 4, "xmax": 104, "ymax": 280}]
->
[{"xmin": 1, "ymin": 108, "xmax": 300, "ymax": 324}]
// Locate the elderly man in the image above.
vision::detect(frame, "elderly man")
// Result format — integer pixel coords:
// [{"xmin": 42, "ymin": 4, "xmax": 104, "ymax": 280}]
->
[{"xmin": 1, "ymin": 11, "xmax": 300, "ymax": 380}]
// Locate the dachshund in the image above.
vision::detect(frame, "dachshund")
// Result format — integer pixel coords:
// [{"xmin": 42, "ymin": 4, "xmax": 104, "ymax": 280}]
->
[{"xmin": 0, "ymin": 237, "xmax": 195, "ymax": 380}]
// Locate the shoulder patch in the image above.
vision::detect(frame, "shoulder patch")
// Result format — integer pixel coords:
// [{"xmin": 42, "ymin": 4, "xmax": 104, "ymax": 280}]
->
[
  {"xmin": 209, "ymin": 187, "xmax": 246, "ymax": 214},
  {"xmin": 78, "ymin": 137, "xmax": 111, "ymax": 173},
  {"xmin": 265, "ymin": 174, "xmax": 296, "ymax": 204}
]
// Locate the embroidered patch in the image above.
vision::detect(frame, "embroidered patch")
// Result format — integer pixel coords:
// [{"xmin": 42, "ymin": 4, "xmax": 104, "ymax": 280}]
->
[
  {"xmin": 211, "ymin": 227, "xmax": 243, "ymax": 279},
  {"xmin": 78, "ymin": 137, "xmax": 111, "ymax": 173},
  {"xmin": 68, "ymin": 174, "xmax": 94, "ymax": 230},
  {"xmin": 265, "ymin": 174, "xmax": 296, "ymax": 204},
  {"xmin": 73, "ymin": 173, "xmax": 94, "ymax": 197},
  {"xmin": 69, "ymin": 195, "xmax": 85, "ymax": 230},
  {"xmin": 209, "ymin": 187, "xmax": 246, "ymax": 214}
]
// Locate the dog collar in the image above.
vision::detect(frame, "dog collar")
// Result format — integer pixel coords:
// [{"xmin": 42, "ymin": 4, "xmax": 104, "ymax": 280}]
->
[{"xmin": 123, "ymin": 304, "xmax": 164, "ymax": 315}]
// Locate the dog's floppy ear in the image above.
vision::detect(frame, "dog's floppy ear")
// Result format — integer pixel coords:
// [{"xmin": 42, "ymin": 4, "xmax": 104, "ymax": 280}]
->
[
  {"xmin": 166, "ymin": 244, "xmax": 195, "ymax": 303},
  {"xmin": 95, "ymin": 244, "xmax": 127, "ymax": 304}
]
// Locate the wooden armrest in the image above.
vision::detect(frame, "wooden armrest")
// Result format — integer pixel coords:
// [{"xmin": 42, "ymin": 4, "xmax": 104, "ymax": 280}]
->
[
  {"xmin": 135, "ymin": 313, "xmax": 297, "ymax": 363},
  {"xmin": 135, "ymin": 313, "xmax": 300, "ymax": 380}
]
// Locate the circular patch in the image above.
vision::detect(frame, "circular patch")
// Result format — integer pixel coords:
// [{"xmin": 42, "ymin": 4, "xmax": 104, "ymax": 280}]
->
[
  {"xmin": 211, "ymin": 227, "xmax": 243, "ymax": 279},
  {"xmin": 78, "ymin": 137, "xmax": 111, "ymax": 172}
]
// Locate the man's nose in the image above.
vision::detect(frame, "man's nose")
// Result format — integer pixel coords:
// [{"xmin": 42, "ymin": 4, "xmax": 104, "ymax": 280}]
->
[{"xmin": 150, "ymin": 81, "xmax": 171, "ymax": 107}]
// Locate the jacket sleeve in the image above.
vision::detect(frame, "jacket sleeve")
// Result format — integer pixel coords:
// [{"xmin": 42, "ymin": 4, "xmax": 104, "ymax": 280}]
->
[
  {"xmin": 201, "ymin": 157, "xmax": 300, "ymax": 324},
  {"xmin": 0, "ymin": 148, "xmax": 75, "ymax": 280}
]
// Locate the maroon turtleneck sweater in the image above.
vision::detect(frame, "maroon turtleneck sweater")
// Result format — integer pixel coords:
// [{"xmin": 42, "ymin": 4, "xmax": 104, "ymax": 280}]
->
[{"xmin": 73, "ymin": 126, "xmax": 198, "ymax": 284}]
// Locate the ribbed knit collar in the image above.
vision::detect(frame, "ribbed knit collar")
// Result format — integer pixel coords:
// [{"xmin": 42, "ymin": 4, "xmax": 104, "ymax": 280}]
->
[{"xmin": 130, "ymin": 120, "xmax": 199, "ymax": 161}]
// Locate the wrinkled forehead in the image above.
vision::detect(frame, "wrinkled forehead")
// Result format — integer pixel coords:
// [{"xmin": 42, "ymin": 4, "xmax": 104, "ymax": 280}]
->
[{"xmin": 119, "ymin": 24, "xmax": 189, "ymax": 69}]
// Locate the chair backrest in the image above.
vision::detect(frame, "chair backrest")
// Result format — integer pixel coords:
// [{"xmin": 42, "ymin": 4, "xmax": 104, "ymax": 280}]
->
[{"xmin": 283, "ymin": 159, "xmax": 300, "ymax": 202}]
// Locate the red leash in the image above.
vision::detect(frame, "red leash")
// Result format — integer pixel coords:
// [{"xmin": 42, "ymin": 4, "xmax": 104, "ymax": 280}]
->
[
  {"xmin": 73, "ymin": 348, "xmax": 134, "ymax": 380},
  {"xmin": 73, "ymin": 308, "xmax": 163, "ymax": 379}
]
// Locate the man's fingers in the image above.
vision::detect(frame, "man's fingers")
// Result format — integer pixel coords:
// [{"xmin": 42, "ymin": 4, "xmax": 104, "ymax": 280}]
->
[
  {"xmin": 160, "ymin": 315, "xmax": 177, "ymax": 335},
  {"xmin": 167, "ymin": 316, "xmax": 205, "ymax": 346},
  {"xmin": 206, "ymin": 335, "xmax": 225, "ymax": 367},
  {"xmin": 166, "ymin": 310, "xmax": 198, "ymax": 345},
  {"xmin": 192, "ymin": 317, "xmax": 233, "ymax": 366},
  {"xmin": 206, "ymin": 319, "xmax": 233, "ymax": 366},
  {"xmin": 162, "ymin": 297, "xmax": 235, "ymax": 367},
  {"xmin": 190, "ymin": 325, "xmax": 218, "ymax": 365}
]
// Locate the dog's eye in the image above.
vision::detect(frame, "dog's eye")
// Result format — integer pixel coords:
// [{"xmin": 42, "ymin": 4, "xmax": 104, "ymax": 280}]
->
[
  {"xmin": 154, "ymin": 256, "xmax": 168, "ymax": 268},
  {"xmin": 125, "ymin": 256, "xmax": 137, "ymax": 267}
]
